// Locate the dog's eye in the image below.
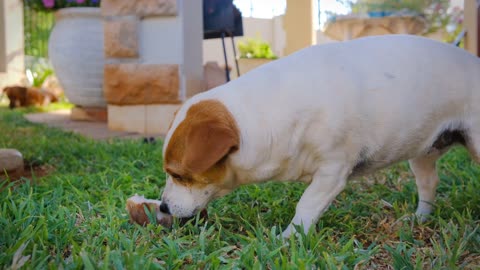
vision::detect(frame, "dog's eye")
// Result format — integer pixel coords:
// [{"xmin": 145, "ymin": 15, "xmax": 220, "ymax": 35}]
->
[{"xmin": 170, "ymin": 173, "xmax": 183, "ymax": 181}]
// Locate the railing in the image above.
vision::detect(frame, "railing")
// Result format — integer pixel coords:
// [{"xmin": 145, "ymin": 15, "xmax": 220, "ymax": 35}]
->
[{"xmin": 451, "ymin": 29, "xmax": 466, "ymax": 47}]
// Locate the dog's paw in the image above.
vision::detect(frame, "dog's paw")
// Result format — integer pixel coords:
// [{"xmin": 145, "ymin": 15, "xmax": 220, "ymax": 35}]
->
[
  {"xmin": 415, "ymin": 201, "xmax": 434, "ymax": 223},
  {"xmin": 281, "ymin": 224, "xmax": 304, "ymax": 239},
  {"xmin": 414, "ymin": 212, "xmax": 430, "ymax": 224}
]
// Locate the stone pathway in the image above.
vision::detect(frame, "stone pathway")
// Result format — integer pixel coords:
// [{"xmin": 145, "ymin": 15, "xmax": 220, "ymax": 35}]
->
[{"xmin": 25, "ymin": 110, "xmax": 163, "ymax": 140}]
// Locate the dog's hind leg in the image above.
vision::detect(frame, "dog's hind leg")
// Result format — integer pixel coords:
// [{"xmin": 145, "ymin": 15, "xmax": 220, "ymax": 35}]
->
[{"xmin": 408, "ymin": 152, "xmax": 443, "ymax": 221}]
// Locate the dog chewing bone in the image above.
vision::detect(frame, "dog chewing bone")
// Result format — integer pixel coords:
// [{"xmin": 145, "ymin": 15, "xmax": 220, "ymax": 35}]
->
[{"xmin": 126, "ymin": 194, "xmax": 208, "ymax": 227}]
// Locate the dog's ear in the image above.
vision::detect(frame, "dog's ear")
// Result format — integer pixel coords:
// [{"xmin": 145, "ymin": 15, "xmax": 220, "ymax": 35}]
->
[{"xmin": 182, "ymin": 118, "xmax": 239, "ymax": 174}]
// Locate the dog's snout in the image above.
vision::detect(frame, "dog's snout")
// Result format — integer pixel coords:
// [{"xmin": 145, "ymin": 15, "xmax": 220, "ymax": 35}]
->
[{"xmin": 159, "ymin": 202, "xmax": 171, "ymax": 215}]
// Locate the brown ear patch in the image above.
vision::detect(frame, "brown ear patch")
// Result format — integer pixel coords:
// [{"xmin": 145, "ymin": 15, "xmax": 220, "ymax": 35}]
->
[
  {"xmin": 164, "ymin": 99, "xmax": 239, "ymax": 184},
  {"xmin": 183, "ymin": 118, "xmax": 239, "ymax": 173}
]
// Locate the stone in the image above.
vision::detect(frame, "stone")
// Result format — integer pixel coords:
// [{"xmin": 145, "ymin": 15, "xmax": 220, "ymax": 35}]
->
[
  {"xmin": 145, "ymin": 104, "xmax": 181, "ymax": 135},
  {"xmin": 70, "ymin": 106, "xmax": 108, "ymax": 122},
  {"xmin": 185, "ymin": 77, "xmax": 206, "ymax": 98},
  {"xmin": 104, "ymin": 18, "xmax": 139, "ymax": 58},
  {"xmin": 107, "ymin": 104, "xmax": 180, "ymax": 135},
  {"xmin": 107, "ymin": 105, "xmax": 146, "ymax": 134},
  {"xmin": 0, "ymin": 149, "xmax": 24, "ymax": 173},
  {"xmin": 203, "ymin": 61, "xmax": 228, "ymax": 90},
  {"xmin": 101, "ymin": 0, "xmax": 177, "ymax": 17},
  {"xmin": 104, "ymin": 63, "xmax": 180, "ymax": 105}
]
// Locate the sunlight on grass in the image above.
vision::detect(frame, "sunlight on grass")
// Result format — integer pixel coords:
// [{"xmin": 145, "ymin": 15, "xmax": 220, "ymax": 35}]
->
[
  {"xmin": 0, "ymin": 107, "xmax": 479, "ymax": 268},
  {"xmin": 0, "ymin": 100, "xmax": 74, "ymax": 113}
]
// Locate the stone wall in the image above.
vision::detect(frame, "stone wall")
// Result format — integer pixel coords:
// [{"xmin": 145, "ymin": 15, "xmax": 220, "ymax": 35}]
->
[{"xmin": 101, "ymin": 0, "xmax": 204, "ymax": 135}]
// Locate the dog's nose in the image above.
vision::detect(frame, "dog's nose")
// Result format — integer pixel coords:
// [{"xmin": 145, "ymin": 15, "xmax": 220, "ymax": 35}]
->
[{"xmin": 159, "ymin": 202, "xmax": 171, "ymax": 215}]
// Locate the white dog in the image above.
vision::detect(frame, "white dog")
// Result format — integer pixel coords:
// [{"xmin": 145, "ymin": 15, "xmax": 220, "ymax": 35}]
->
[{"xmin": 160, "ymin": 35, "xmax": 480, "ymax": 238}]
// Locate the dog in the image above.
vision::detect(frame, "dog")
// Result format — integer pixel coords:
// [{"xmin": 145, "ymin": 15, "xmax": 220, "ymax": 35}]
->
[
  {"xmin": 2, "ymin": 86, "xmax": 58, "ymax": 109},
  {"xmin": 159, "ymin": 35, "xmax": 480, "ymax": 238}
]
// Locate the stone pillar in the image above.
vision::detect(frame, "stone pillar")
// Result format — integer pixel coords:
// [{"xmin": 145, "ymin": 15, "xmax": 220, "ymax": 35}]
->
[
  {"xmin": 464, "ymin": 0, "xmax": 480, "ymax": 56},
  {"xmin": 283, "ymin": 0, "xmax": 316, "ymax": 55},
  {"xmin": 101, "ymin": 0, "xmax": 204, "ymax": 135},
  {"xmin": 0, "ymin": 0, "xmax": 25, "ymax": 90}
]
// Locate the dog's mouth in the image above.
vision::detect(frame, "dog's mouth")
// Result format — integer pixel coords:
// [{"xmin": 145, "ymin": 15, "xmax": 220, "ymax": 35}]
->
[{"xmin": 177, "ymin": 208, "xmax": 208, "ymax": 225}]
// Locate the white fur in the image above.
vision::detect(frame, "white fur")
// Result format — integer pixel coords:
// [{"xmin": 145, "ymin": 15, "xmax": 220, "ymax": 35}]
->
[{"xmin": 162, "ymin": 35, "xmax": 480, "ymax": 237}]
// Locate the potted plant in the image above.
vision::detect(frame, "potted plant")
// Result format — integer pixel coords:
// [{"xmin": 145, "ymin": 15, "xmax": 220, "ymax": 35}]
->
[
  {"xmin": 237, "ymin": 38, "xmax": 277, "ymax": 76},
  {"xmin": 350, "ymin": 0, "xmax": 437, "ymax": 18},
  {"xmin": 28, "ymin": 0, "xmax": 106, "ymax": 108}
]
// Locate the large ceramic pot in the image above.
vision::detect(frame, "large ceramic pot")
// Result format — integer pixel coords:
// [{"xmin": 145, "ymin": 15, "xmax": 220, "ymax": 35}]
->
[{"xmin": 48, "ymin": 7, "xmax": 106, "ymax": 107}]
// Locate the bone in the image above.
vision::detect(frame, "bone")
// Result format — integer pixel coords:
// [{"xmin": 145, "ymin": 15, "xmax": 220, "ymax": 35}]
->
[
  {"xmin": 126, "ymin": 194, "xmax": 173, "ymax": 227},
  {"xmin": 126, "ymin": 194, "xmax": 209, "ymax": 227}
]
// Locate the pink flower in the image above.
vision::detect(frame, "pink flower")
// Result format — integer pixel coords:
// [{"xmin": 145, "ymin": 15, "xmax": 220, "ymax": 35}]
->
[
  {"xmin": 42, "ymin": 0, "xmax": 55, "ymax": 8},
  {"xmin": 76, "ymin": 0, "xmax": 86, "ymax": 3}
]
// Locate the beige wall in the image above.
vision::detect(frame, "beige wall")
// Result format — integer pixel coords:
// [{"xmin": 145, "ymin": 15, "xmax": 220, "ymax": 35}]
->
[
  {"xmin": 0, "ymin": 0, "xmax": 25, "ymax": 89},
  {"xmin": 202, "ymin": 16, "xmax": 339, "ymax": 79},
  {"xmin": 316, "ymin": 30, "xmax": 336, "ymax": 45},
  {"xmin": 202, "ymin": 16, "xmax": 285, "ymax": 78},
  {"xmin": 283, "ymin": 0, "xmax": 316, "ymax": 55},
  {"xmin": 464, "ymin": 0, "xmax": 479, "ymax": 56}
]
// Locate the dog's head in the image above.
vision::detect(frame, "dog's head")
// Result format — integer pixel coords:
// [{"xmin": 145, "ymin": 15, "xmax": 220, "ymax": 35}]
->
[
  {"xmin": 161, "ymin": 99, "xmax": 240, "ymax": 218},
  {"xmin": 3, "ymin": 86, "xmax": 27, "ymax": 109}
]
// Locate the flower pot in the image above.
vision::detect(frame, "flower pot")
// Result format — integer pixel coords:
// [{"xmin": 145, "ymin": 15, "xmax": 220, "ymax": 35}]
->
[
  {"xmin": 48, "ymin": 7, "xmax": 106, "ymax": 107},
  {"xmin": 237, "ymin": 58, "xmax": 274, "ymax": 77}
]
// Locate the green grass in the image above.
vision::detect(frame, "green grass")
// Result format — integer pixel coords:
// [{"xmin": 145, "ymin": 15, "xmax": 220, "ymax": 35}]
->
[{"xmin": 0, "ymin": 105, "xmax": 479, "ymax": 269}]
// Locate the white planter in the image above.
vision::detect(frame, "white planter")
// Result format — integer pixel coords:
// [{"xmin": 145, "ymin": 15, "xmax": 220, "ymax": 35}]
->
[{"xmin": 48, "ymin": 7, "xmax": 106, "ymax": 107}]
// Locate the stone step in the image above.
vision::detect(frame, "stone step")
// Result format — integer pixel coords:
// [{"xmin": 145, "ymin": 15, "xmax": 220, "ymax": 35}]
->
[{"xmin": 0, "ymin": 149, "xmax": 24, "ymax": 174}]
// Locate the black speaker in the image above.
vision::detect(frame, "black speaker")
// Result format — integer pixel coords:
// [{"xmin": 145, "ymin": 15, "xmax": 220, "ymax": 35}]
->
[{"xmin": 203, "ymin": 0, "xmax": 244, "ymax": 39}]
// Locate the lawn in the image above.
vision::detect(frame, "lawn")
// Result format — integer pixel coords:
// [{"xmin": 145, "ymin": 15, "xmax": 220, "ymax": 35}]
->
[{"xmin": 0, "ymin": 105, "xmax": 479, "ymax": 269}]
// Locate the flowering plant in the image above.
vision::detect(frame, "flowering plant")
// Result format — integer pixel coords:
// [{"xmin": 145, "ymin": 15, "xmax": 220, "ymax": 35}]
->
[{"xmin": 27, "ymin": 0, "xmax": 101, "ymax": 12}]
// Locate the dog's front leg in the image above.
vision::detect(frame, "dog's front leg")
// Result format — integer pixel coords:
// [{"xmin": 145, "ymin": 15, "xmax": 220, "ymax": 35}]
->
[{"xmin": 282, "ymin": 162, "xmax": 350, "ymax": 238}]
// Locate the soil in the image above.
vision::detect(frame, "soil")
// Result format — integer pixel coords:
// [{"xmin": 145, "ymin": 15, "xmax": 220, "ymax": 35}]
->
[{"xmin": 0, "ymin": 162, "xmax": 53, "ymax": 186}]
